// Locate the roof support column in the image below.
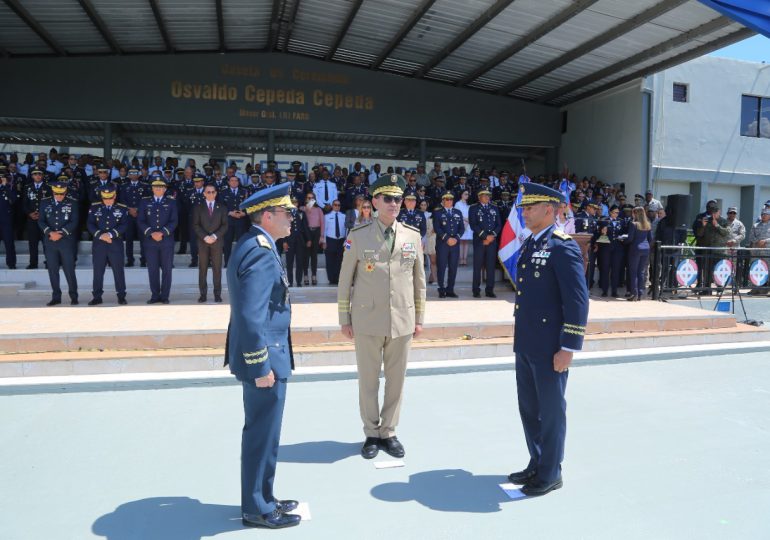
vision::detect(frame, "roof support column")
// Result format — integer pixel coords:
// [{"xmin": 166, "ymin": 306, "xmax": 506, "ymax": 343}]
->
[
  {"xmin": 267, "ymin": 130, "xmax": 275, "ymax": 163},
  {"xmin": 419, "ymin": 138, "xmax": 427, "ymax": 167},
  {"xmin": 103, "ymin": 122, "xmax": 113, "ymax": 162}
]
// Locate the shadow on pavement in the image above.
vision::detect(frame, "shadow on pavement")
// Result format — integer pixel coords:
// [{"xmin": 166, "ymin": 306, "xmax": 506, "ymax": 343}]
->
[
  {"xmin": 371, "ymin": 469, "xmax": 523, "ymax": 513},
  {"xmin": 279, "ymin": 440, "xmax": 361, "ymax": 463},
  {"xmin": 92, "ymin": 497, "xmax": 242, "ymax": 540}
]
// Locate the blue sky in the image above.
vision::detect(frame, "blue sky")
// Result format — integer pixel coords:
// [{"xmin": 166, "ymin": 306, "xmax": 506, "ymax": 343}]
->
[{"xmin": 709, "ymin": 34, "xmax": 770, "ymax": 63}]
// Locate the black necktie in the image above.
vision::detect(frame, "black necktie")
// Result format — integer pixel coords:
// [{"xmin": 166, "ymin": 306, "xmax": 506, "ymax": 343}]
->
[
  {"xmin": 334, "ymin": 212, "xmax": 340, "ymax": 238},
  {"xmin": 324, "ymin": 181, "xmax": 329, "ymax": 200}
]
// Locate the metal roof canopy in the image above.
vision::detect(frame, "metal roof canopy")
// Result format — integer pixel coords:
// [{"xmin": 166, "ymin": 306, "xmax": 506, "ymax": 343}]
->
[
  {"xmin": 0, "ymin": 0, "xmax": 754, "ymax": 107},
  {"xmin": 0, "ymin": 118, "xmax": 542, "ymax": 163}
]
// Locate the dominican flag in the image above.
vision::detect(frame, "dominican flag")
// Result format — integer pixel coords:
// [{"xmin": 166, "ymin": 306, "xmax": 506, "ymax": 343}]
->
[{"xmin": 498, "ymin": 189, "xmax": 531, "ymax": 286}]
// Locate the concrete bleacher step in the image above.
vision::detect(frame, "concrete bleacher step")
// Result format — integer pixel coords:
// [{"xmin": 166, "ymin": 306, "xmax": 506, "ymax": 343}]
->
[{"xmin": 2, "ymin": 324, "xmax": 768, "ymax": 378}]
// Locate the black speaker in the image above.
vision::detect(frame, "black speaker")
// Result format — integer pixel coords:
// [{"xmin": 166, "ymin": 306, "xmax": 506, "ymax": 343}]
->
[{"xmin": 666, "ymin": 194, "xmax": 692, "ymax": 229}]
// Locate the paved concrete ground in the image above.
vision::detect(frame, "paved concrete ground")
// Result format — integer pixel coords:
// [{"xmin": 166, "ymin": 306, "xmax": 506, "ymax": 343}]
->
[
  {"xmin": 2, "ymin": 352, "xmax": 769, "ymax": 540},
  {"xmin": 672, "ymin": 296, "xmax": 770, "ymax": 325}
]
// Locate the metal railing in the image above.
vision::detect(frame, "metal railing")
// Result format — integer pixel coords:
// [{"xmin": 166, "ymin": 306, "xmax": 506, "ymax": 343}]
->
[{"xmin": 651, "ymin": 243, "xmax": 770, "ymax": 301}]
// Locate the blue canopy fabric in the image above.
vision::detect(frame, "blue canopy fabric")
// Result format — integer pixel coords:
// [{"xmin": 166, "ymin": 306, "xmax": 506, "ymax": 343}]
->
[{"xmin": 698, "ymin": 0, "xmax": 770, "ymax": 39}]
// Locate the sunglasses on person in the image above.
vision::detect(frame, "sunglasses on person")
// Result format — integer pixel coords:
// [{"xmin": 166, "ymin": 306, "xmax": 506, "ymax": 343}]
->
[
  {"xmin": 382, "ymin": 195, "xmax": 402, "ymax": 204},
  {"xmin": 362, "ymin": 205, "xmax": 372, "ymax": 209}
]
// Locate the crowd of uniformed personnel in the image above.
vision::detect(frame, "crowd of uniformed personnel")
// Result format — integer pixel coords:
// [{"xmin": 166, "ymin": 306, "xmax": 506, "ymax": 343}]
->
[{"xmin": 8, "ymin": 149, "xmax": 765, "ymax": 303}]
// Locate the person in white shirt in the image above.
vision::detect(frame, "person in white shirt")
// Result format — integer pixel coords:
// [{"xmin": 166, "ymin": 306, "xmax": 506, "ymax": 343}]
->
[
  {"xmin": 368, "ymin": 164, "xmax": 381, "ymax": 185},
  {"xmin": 148, "ymin": 157, "xmax": 165, "ymax": 175},
  {"xmin": 322, "ymin": 200, "xmax": 347, "ymax": 284},
  {"xmin": 46, "ymin": 148, "xmax": 62, "ymax": 176},
  {"xmin": 313, "ymin": 173, "xmax": 338, "ymax": 213}
]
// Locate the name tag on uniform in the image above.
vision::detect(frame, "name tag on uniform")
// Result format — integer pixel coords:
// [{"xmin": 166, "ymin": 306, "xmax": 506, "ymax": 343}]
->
[
  {"xmin": 534, "ymin": 251, "xmax": 551, "ymax": 258},
  {"xmin": 401, "ymin": 243, "xmax": 416, "ymax": 259},
  {"xmin": 363, "ymin": 249, "xmax": 379, "ymax": 261}
]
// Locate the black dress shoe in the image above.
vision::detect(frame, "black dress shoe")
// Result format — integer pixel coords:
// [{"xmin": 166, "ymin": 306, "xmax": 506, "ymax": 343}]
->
[
  {"xmin": 147, "ymin": 298, "xmax": 161, "ymax": 304},
  {"xmin": 88, "ymin": 298, "xmax": 103, "ymax": 306},
  {"xmin": 118, "ymin": 297, "xmax": 128, "ymax": 305},
  {"xmin": 126, "ymin": 260, "xmax": 134, "ymax": 267},
  {"xmin": 26, "ymin": 264, "xmax": 38, "ymax": 269},
  {"xmin": 189, "ymin": 261, "xmax": 197, "ymax": 267},
  {"xmin": 275, "ymin": 500, "xmax": 299, "ymax": 513},
  {"xmin": 46, "ymin": 299, "xmax": 61, "ymax": 307},
  {"xmin": 140, "ymin": 262, "xmax": 146, "ymax": 267},
  {"xmin": 485, "ymin": 291, "xmax": 497, "ymax": 298},
  {"xmin": 438, "ymin": 290, "xmax": 446, "ymax": 298},
  {"xmin": 521, "ymin": 477, "xmax": 563, "ymax": 497},
  {"xmin": 600, "ymin": 292, "xmax": 608, "ymax": 297},
  {"xmin": 446, "ymin": 291, "xmax": 458, "ymax": 298},
  {"xmin": 161, "ymin": 299, "xmax": 170, "ymax": 304},
  {"xmin": 472, "ymin": 291, "xmax": 481, "ymax": 298},
  {"xmin": 71, "ymin": 299, "xmax": 79, "ymax": 305},
  {"xmin": 507, "ymin": 468, "xmax": 537, "ymax": 485},
  {"xmin": 8, "ymin": 265, "xmax": 15, "ymax": 270},
  {"xmin": 379, "ymin": 436, "xmax": 405, "ymax": 458},
  {"xmin": 242, "ymin": 509, "xmax": 300, "ymax": 529},
  {"xmin": 198, "ymin": 296, "xmax": 207, "ymax": 303},
  {"xmin": 361, "ymin": 437, "xmax": 380, "ymax": 459},
  {"xmin": 214, "ymin": 295, "xmax": 223, "ymax": 303}
]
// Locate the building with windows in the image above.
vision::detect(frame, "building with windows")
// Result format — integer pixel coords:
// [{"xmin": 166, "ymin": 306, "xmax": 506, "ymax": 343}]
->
[{"xmin": 562, "ymin": 55, "xmax": 770, "ymax": 222}]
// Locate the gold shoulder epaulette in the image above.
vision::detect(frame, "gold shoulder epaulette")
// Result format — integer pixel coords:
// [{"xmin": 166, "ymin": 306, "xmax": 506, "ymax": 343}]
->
[
  {"xmin": 91, "ymin": 202, "xmax": 103, "ymax": 206},
  {"xmin": 116, "ymin": 203, "xmax": 127, "ymax": 208},
  {"xmin": 553, "ymin": 229, "xmax": 572, "ymax": 241},
  {"xmin": 257, "ymin": 234, "xmax": 272, "ymax": 249}
]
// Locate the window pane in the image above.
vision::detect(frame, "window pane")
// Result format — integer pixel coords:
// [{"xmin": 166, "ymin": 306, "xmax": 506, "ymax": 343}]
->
[
  {"xmin": 741, "ymin": 95, "xmax": 760, "ymax": 137},
  {"xmin": 761, "ymin": 98, "xmax": 770, "ymax": 139},
  {"xmin": 673, "ymin": 83, "xmax": 687, "ymax": 102}
]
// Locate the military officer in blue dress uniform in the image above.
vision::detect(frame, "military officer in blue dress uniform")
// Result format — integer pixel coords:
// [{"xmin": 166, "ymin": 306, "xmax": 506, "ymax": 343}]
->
[
  {"xmin": 469, "ymin": 189, "xmax": 502, "ymax": 298},
  {"xmin": 0, "ymin": 171, "xmax": 17, "ymax": 269},
  {"xmin": 574, "ymin": 201, "xmax": 599, "ymax": 288},
  {"xmin": 508, "ymin": 183, "xmax": 589, "ymax": 497},
  {"xmin": 224, "ymin": 182, "xmax": 301, "ymax": 530},
  {"xmin": 433, "ymin": 192, "xmax": 464, "ymax": 298},
  {"xmin": 220, "ymin": 175, "xmax": 249, "ymax": 267},
  {"xmin": 118, "ymin": 168, "xmax": 149, "ymax": 267},
  {"xmin": 23, "ymin": 168, "xmax": 52, "ymax": 269},
  {"xmin": 138, "ymin": 179, "xmax": 178, "ymax": 304},
  {"xmin": 87, "ymin": 184, "xmax": 128, "ymax": 305},
  {"xmin": 38, "ymin": 181, "xmax": 79, "ymax": 306},
  {"xmin": 397, "ymin": 194, "xmax": 427, "ymax": 236}
]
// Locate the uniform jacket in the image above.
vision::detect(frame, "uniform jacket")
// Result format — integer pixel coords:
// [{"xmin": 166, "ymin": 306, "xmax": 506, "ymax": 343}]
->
[
  {"xmin": 514, "ymin": 225, "xmax": 589, "ymax": 356},
  {"xmin": 433, "ymin": 207, "xmax": 465, "ymax": 242},
  {"xmin": 225, "ymin": 226, "xmax": 293, "ymax": 381},
  {"xmin": 38, "ymin": 197, "xmax": 79, "ymax": 237},
  {"xmin": 138, "ymin": 196, "xmax": 178, "ymax": 239},
  {"xmin": 338, "ymin": 220, "xmax": 426, "ymax": 338},
  {"xmin": 118, "ymin": 181, "xmax": 150, "ymax": 209},
  {"xmin": 468, "ymin": 202, "xmax": 502, "ymax": 241},
  {"xmin": 23, "ymin": 182, "xmax": 52, "ymax": 215},
  {"xmin": 0, "ymin": 182, "xmax": 17, "ymax": 216},
  {"xmin": 87, "ymin": 202, "xmax": 129, "ymax": 241},
  {"xmin": 397, "ymin": 208, "xmax": 427, "ymax": 237}
]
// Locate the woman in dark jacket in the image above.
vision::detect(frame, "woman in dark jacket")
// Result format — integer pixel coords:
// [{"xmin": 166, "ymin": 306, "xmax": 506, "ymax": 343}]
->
[{"xmin": 624, "ymin": 206, "xmax": 653, "ymax": 301}]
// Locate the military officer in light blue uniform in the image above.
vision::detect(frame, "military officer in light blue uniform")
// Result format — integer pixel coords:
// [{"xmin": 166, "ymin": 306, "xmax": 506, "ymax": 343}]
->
[
  {"xmin": 508, "ymin": 183, "xmax": 589, "ymax": 497},
  {"xmin": 469, "ymin": 189, "xmax": 502, "ymax": 298},
  {"xmin": 225, "ymin": 182, "xmax": 301, "ymax": 530},
  {"xmin": 433, "ymin": 192, "xmax": 464, "ymax": 298},
  {"xmin": 87, "ymin": 184, "xmax": 128, "ymax": 305},
  {"xmin": 138, "ymin": 179, "xmax": 178, "ymax": 304},
  {"xmin": 38, "ymin": 181, "xmax": 79, "ymax": 306}
]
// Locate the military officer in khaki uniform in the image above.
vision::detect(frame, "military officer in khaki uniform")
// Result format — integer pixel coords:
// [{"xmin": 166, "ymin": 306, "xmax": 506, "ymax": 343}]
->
[{"xmin": 338, "ymin": 174, "xmax": 427, "ymax": 460}]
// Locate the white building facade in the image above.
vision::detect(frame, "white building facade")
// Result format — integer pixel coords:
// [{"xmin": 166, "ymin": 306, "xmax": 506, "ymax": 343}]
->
[{"xmin": 562, "ymin": 55, "xmax": 770, "ymax": 223}]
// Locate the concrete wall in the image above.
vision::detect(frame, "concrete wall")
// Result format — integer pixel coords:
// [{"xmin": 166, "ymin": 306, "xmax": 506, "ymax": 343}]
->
[
  {"xmin": 650, "ymin": 56, "xmax": 770, "ymax": 182},
  {"xmin": 559, "ymin": 81, "xmax": 645, "ymax": 194}
]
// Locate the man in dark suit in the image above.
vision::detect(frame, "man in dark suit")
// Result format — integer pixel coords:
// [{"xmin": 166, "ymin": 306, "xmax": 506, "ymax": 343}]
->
[
  {"xmin": 225, "ymin": 182, "xmax": 301, "ymax": 530},
  {"xmin": 192, "ymin": 184, "xmax": 228, "ymax": 303},
  {"xmin": 508, "ymin": 183, "xmax": 589, "ymax": 497}
]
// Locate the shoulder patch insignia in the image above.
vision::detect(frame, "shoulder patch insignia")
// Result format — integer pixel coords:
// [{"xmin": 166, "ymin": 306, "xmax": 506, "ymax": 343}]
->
[
  {"xmin": 257, "ymin": 235, "xmax": 272, "ymax": 249},
  {"xmin": 401, "ymin": 223, "xmax": 419, "ymax": 233},
  {"xmin": 553, "ymin": 229, "xmax": 572, "ymax": 240}
]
